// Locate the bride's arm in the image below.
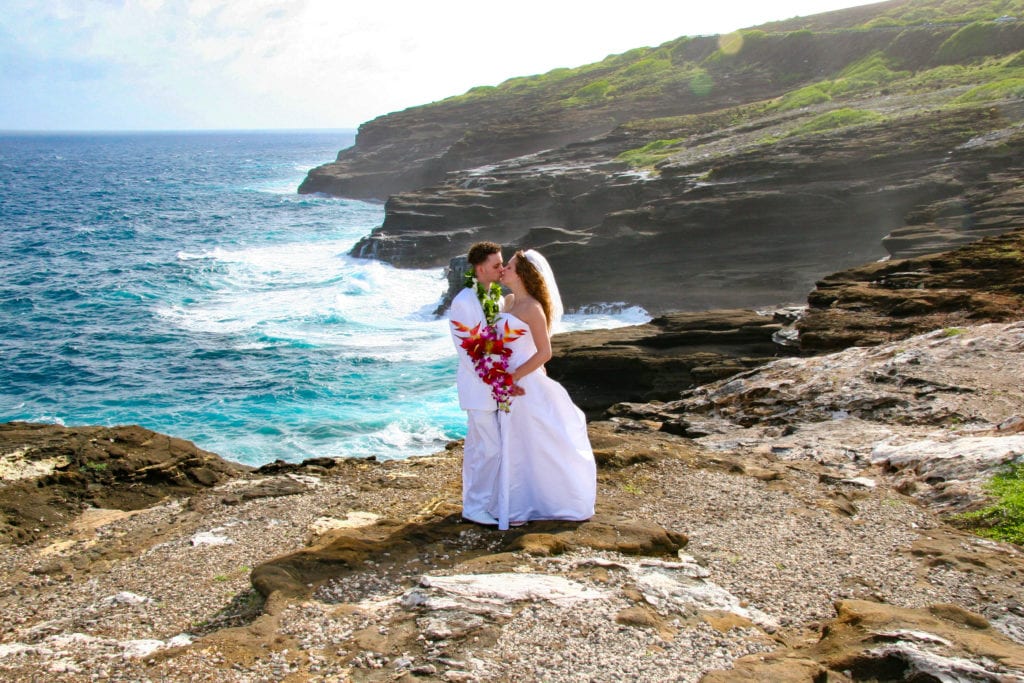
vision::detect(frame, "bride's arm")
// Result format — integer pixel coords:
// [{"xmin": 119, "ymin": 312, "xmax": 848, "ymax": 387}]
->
[{"xmin": 509, "ymin": 303, "xmax": 551, "ymax": 382}]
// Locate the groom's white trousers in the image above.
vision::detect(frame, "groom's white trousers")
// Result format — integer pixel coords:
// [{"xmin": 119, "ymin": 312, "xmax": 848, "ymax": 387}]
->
[{"xmin": 463, "ymin": 409, "xmax": 501, "ymax": 524}]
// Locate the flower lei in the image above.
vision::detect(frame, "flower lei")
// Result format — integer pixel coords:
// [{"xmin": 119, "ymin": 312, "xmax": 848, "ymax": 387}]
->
[
  {"xmin": 453, "ymin": 269, "xmax": 524, "ymax": 411},
  {"xmin": 463, "ymin": 268, "xmax": 502, "ymax": 326}
]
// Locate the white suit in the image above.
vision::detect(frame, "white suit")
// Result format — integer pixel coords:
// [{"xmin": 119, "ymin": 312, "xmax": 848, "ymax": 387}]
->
[{"xmin": 449, "ymin": 286, "xmax": 502, "ymax": 524}]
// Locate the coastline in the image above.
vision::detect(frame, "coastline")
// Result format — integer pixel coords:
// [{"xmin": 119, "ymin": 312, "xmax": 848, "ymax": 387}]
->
[{"xmin": 3, "ymin": 318, "xmax": 1024, "ymax": 681}]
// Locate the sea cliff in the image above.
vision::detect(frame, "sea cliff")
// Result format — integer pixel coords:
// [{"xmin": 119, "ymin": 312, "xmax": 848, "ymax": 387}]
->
[{"xmin": 302, "ymin": 3, "xmax": 1024, "ymax": 314}]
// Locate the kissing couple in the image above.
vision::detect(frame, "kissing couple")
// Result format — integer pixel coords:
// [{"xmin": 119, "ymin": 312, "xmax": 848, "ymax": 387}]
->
[{"xmin": 448, "ymin": 242, "xmax": 596, "ymax": 530}]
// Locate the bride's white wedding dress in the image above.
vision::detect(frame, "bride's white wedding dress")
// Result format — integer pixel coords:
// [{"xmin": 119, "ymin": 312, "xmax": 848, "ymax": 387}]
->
[{"xmin": 490, "ymin": 312, "xmax": 597, "ymax": 530}]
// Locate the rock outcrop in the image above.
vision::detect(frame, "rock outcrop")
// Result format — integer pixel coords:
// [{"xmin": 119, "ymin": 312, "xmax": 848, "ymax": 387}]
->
[
  {"xmin": 548, "ymin": 308, "xmax": 798, "ymax": 417},
  {"xmin": 0, "ymin": 423, "xmax": 250, "ymax": 543},
  {"xmin": 545, "ymin": 226, "xmax": 1024, "ymax": 419},
  {"xmin": 705, "ymin": 599, "xmax": 1024, "ymax": 682},
  {"xmin": 797, "ymin": 225, "xmax": 1024, "ymax": 351}
]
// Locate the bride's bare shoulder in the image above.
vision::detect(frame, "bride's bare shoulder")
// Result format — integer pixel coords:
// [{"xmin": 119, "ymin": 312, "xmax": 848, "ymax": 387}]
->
[{"xmin": 509, "ymin": 296, "xmax": 544, "ymax": 322}]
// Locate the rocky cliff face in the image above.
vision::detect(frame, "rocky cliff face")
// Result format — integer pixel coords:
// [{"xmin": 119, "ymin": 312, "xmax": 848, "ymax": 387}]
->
[
  {"xmin": 351, "ymin": 101, "xmax": 1024, "ymax": 315},
  {"xmin": 301, "ymin": 3, "xmax": 1011, "ymax": 202},
  {"xmin": 301, "ymin": 8, "xmax": 1024, "ymax": 315}
]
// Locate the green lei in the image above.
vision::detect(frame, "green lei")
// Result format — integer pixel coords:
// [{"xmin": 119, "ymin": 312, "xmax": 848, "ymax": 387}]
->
[{"xmin": 464, "ymin": 268, "xmax": 502, "ymax": 326}]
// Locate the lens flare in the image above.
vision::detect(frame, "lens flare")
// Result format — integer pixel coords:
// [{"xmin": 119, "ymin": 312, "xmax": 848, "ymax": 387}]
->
[{"xmin": 718, "ymin": 32, "xmax": 744, "ymax": 56}]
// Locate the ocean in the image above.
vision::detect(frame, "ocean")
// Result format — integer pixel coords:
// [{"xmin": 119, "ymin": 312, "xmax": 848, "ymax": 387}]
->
[{"xmin": 0, "ymin": 130, "xmax": 648, "ymax": 466}]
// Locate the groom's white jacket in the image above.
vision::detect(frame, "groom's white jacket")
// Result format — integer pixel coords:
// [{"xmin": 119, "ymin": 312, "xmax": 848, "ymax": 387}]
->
[{"xmin": 449, "ymin": 286, "xmax": 499, "ymax": 411}]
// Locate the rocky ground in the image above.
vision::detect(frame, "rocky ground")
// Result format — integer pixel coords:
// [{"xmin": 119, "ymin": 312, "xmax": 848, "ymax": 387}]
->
[{"xmin": 2, "ymin": 319, "xmax": 1024, "ymax": 681}]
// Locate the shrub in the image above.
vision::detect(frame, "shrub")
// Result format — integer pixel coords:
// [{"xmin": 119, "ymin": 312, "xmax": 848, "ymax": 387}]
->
[
  {"xmin": 574, "ymin": 80, "xmax": 612, "ymax": 102},
  {"xmin": 958, "ymin": 463, "xmax": 1024, "ymax": 545},
  {"xmin": 622, "ymin": 57, "xmax": 672, "ymax": 78},
  {"xmin": 689, "ymin": 70, "xmax": 714, "ymax": 97},
  {"xmin": 864, "ymin": 16, "xmax": 906, "ymax": 28},
  {"xmin": 938, "ymin": 22, "xmax": 1003, "ymax": 62},
  {"xmin": 830, "ymin": 52, "xmax": 911, "ymax": 95},
  {"xmin": 788, "ymin": 108, "xmax": 884, "ymax": 136},
  {"xmin": 1005, "ymin": 50, "xmax": 1024, "ymax": 68},
  {"xmin": 775, "ymin": 84, "xmax": 833, "ymax": 111},
  {"xmin": 616, "ymin": 137, "xmax": 687, "ymax": 168},
  {"xmin": 956, "ymin": 77, "xmax": 1024, "ymax": 102}
]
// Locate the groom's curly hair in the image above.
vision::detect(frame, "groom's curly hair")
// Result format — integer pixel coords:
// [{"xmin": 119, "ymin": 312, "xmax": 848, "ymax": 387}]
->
[
  {"xmin": 513, "ymin": 250, "xmax": 553, "ymax": 330},
  {"xmin": 467, "ymin": 241, "xmax": 501, "ymax": 266}
]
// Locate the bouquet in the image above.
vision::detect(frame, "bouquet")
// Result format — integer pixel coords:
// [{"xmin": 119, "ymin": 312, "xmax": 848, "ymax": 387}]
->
[{"xmin": 452, "ymin": 319, "xmax": 525, "ymax": 412}]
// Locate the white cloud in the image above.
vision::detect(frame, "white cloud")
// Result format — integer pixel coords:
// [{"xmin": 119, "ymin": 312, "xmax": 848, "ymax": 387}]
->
[{"xmin": 0, "ymin": 0, "xmax": 883, "ymax": 130}]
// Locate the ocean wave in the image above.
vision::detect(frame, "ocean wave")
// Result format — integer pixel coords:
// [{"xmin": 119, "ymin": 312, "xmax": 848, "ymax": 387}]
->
[
  {"xmin": 563, "ymin": 304, "xmax": 650, "ymax": 331},
  {"xmin": 2, "ymin": 131, "xmax": 650, "ymax": 467}
]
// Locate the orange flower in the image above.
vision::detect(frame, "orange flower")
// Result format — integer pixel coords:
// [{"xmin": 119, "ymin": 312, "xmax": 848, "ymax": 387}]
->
[{"xmin": 452, "ymin": 318, "xmax": 525, "ymax": 412}]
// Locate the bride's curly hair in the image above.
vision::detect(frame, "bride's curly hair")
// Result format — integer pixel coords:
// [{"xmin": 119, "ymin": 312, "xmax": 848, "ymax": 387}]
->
[{"xmin": 513, "ymin": 250, "xmax": 553, "ymax": 329}]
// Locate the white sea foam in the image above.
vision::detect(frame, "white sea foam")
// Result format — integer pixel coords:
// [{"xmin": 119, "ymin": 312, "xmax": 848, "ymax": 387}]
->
[
  {"xmin": 164, "ymin": 244, "xmax": 650, "ymax": 363},
  {"xmin": 28, "ymin": 414, "xmax": 67, "ymax": 427},
  {"xmin": 163, "ymin": 238, "xmax": 450, "ymax": 354},
  {"xmin": 251, "ymin": 180, "xmax": 304, "ymax": 195},
  {"xmin": 563, "ymin": 304, "xmax": 651, "ymax": 331}
]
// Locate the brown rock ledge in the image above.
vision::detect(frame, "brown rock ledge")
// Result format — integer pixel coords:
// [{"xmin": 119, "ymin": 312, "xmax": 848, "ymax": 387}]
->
[
  {"xmin": 0, "ymin": 422, "xmax": 250, "ymax": 544},
  {"xmin": 549, "ymin": 308, "xmax": 798, "ymax": 418}
]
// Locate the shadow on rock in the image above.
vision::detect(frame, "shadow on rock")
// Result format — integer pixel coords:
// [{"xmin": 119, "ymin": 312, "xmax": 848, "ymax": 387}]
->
[{"xmin": 251, "ymin": 510, "xmax": 688, "ymax": 600}]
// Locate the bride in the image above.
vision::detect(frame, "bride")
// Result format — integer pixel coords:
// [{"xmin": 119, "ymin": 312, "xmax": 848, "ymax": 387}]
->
[{"xmin": 488, "ymin": 249, "xmax": 597, "ymax": 530}]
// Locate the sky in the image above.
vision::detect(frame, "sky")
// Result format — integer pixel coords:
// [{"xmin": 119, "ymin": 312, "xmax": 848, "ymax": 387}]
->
[{"xmin": 0, "ymin": 0, "xmax": 885, "ymax": 132}]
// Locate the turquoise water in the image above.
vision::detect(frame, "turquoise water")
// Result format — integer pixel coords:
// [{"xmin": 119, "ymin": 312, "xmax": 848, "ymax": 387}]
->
[{"xmin": 0, "ymin": 131, "xmax": 646, "ymax": 466}]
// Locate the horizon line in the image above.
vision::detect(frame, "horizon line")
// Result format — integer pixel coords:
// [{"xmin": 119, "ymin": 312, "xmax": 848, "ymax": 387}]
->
[{"xmin": 0, "ymin": 127, "xmax": 359, "ymax": 135}]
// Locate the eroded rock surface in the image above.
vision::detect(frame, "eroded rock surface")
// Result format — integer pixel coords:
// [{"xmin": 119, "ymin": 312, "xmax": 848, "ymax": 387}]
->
[
  {"xmin": 0, "ymin": 423, "xmax": 250, "ymax": 543},
  {"xmin": 798, "ymin": 226, "xmax": 1024, "ymax": 351},
  {"xmin": 613, "ymin": 321, "xmax": 1024, "ymax": 516},
  {"xmin": 548, "ymin": 308, "xmax": 797, "ymax": 417}
]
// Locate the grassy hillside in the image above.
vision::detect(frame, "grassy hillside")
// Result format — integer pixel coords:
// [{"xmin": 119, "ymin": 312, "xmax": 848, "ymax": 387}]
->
[
  {"xmin": 304, "ymin": 0, "xmax": 1024, "ymax": 199},
  {"xmin": 431, "ymin": 0, "xmax": 1024, "ymax": 113}
]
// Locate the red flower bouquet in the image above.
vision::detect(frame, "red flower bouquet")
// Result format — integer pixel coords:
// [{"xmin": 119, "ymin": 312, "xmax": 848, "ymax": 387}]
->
[{"xmin": 452, "ymin": 319, "xmax": 525, "ymax": 412}]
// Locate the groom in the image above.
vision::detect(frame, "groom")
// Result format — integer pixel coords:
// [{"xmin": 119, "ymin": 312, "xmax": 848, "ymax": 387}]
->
[{"xmin": 449, "ymin": 241, "xmax": 506, "ymax": 525}]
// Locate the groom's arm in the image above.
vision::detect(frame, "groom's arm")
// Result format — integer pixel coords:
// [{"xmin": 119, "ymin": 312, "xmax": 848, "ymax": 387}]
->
[{"xmin": 449, "ymin": 293, "xmax": 481, "ymax": 369}]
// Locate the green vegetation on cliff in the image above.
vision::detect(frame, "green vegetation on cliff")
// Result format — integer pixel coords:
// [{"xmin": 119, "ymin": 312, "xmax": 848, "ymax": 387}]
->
[
  {"xmin": 306, "ymin": 0, "xmax": 1024, "ymax": 199},
  {"xmin": 788, "ymin": 107, "xmax": 886, "ymax": 136},
  {"xmin": 764, "ymin": 0, "xmax": 1024, "ymax": 30},
  {"xmin": 958, "ymin": 76, "xmax": 1024, "ymax": 102},
  {"xmin": 616, "ymin": 137, "xmax": 688, "ymax": 167},
  {"xmin": 417, "ymin": 0, "xmax": 1024, "ymax": 156}
]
